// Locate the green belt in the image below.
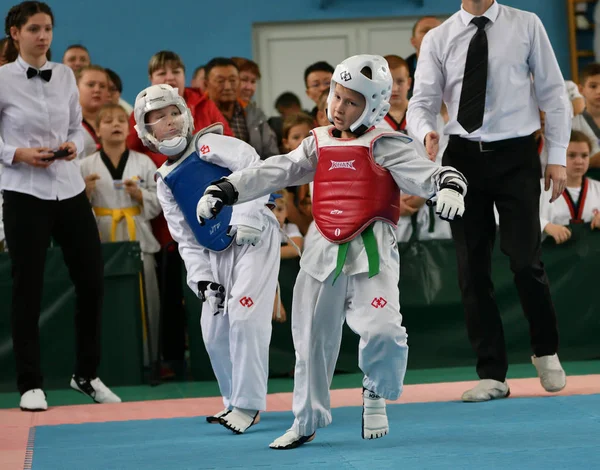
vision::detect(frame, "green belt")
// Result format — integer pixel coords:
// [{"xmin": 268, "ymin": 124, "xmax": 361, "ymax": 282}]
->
[{"xmin": 333, "ymin": 225, "xmax": 379, "ymax": 285}]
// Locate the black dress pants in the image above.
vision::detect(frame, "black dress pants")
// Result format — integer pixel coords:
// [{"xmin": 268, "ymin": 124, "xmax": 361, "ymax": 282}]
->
[
  {"xmin": 3, "ymin": 190, "xmax": 104, "ymax": 394},
  {"xmin": 442, "ymin": 135, "xmax": 559, "ymax": 382}
]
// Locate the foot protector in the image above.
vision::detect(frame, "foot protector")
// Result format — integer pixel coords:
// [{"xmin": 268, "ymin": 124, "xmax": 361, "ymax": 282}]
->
[
  {"xmin": 269, "ymin": 429, "xmax": 316, "ymax": 449},
  {"xmin": 362, "ymin": 388, "xmax": 388, "ymax": 439},
  {"xmin": 219, "ymin": 407, "xmax": 259, "ymax": 434},
  {"xmin": 206, "ymin": 408, "xmax": 231, "ymax": 423}
]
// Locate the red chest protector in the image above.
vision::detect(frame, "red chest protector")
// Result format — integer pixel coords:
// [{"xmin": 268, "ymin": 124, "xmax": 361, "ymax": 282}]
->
[{"xmin": 312, "ymin": 126, "xmax": 404, "ymax": 243}]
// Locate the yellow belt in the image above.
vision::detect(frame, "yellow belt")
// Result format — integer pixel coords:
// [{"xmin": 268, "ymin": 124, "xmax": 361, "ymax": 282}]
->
[{"xmin": 93, "ymin": 206, "xmax": 141, "ymax": 242}]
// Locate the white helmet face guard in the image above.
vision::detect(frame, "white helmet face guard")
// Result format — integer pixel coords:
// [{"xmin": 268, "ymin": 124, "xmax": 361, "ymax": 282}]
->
[
  {"xmin": 327, "ymin": 55, "xmax": 393, "ymax": 133},
  {"xmin": 145, "ymin": 112, "xmax": 189, "ymax": 156},
  {"xmin": 133, "ymin": 84, "xmax": 193, "ymax": 156}
]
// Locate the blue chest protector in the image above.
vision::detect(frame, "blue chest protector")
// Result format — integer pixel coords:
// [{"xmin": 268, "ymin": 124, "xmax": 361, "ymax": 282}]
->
[{"xmin": 156, "ymin": 131, "xmax": 234, "ymax": 252}]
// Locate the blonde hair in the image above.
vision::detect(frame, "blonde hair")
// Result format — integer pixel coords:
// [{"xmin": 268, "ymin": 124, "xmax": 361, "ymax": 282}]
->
[
  {"xmin": 95, "ymin": 103, "xmax": 129, "ymax": 133},
  {"xmin": 282, "ymin": 112, "xmax": 315, "ymax": 140},
  {"xmin": 76, "ymin": 64, "xmax": 108, "ymax": 84}
]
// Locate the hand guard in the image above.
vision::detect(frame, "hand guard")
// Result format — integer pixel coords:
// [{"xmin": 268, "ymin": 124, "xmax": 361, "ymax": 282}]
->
[
  {"xmin": 235, "ymin": 224, "xmax": 262, "ymax": 246},
  {"xmin": 196, "ymin": 178, "xmax": 239, "ymax": 225},
  {"xmin": 427, "ymin": 169, "xmax": 467, "ymax": 221},
  {"xmin": 435, "ymin": 187, "xmax": 465, "ymax": 220},
  {"xmin": 197, "ymin": 281, "xmax": 226, "ymax": 316}
]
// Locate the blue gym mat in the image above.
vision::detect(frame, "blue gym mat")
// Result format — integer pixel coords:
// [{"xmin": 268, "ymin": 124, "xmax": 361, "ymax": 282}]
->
[{"xmin": 30, "ymin": 394, "xmax": 600, "ymax": 469}]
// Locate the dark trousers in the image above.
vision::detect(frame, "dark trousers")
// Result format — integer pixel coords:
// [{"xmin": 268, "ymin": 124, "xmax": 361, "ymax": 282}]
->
[
  {"xmin": 442, "ymin": 135, "xmax": 559, "ymax": 382},
  {"xmin": 3, "ymin": 190, "xmax": 104, "ymax": 395},
  {"xmin": 157, "ymin": 244, "xmax": 186, "ymax": 362}
]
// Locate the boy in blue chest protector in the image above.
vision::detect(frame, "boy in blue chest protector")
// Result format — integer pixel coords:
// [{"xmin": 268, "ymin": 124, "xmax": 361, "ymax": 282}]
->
[{"xmin": 134, "ymin": 84, "xmax": 281, "ymax": 434}]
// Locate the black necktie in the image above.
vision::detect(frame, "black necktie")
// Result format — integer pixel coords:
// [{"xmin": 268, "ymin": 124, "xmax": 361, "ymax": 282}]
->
[
  {"xmin": 457, "ymin": 16, "xmax": 489, "ymax": 133},
  {"xmin": 26, "ymin": 67, "xmax": 52, "ymax": 82}
]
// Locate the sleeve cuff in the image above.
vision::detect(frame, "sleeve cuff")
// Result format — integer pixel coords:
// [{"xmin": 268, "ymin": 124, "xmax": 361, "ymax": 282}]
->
[
  {"xmin": 1, "ymin": 145, "xmax": 17, "ymax": 165},
  {"xmin": 547, "ymin": 147, "xmax": 566, "ymax": 167}
]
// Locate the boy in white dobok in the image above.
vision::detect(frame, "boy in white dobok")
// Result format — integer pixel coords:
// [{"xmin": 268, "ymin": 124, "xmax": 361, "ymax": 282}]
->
[
  {"xmin": 133, "ymin": 84, "xmax": 281, "ymax": 434},
  {"xmin": 197, "ymin": 55, "xmax": 468, "ymax": 449}
]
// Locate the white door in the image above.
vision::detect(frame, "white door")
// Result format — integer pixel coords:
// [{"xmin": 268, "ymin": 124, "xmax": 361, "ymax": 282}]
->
[
  {"xmin": 358, "ymin": 19, "xmax": 416, "ymax": 59},
  {"xmin": 253, "ymin": 18, "xmax": 420, "ymax": 117}
]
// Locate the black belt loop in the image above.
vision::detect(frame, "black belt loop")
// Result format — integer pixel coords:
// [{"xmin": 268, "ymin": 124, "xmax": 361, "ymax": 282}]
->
[{"xmin": 449, "ymin": 134, "xmax": 535, "ymax": 153}]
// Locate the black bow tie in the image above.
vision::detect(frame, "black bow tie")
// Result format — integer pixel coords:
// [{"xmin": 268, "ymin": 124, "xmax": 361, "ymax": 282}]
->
[{"xmin": 26, "ymin": 67, "xmax": 52, "ymax": 82}]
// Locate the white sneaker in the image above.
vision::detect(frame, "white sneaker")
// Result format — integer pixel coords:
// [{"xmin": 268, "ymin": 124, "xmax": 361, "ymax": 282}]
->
[
  {"xmin": 532, "ymin": 354, "xmax": 566, "ymax": 392},
  {"xmin": 362, "ymin": 388, "xmax": 388, "ymax": 439},
  {"xmin": 19, "ymin": 389, "xmax": 48, "ymax": 412},
  {"xmin": 462, "ymin": 379, "xmax": 510, "ymax": 402},
  {"xmin": 269, "ymin": 429, "xmax": 316, "ymax": 450},
  {"xmin": 218, "ymin": 407, "xmax": 259, "ymax": 434},
  {"xmin": 70, "ymin": 376, "xmax": 121, "ymax": 404}
]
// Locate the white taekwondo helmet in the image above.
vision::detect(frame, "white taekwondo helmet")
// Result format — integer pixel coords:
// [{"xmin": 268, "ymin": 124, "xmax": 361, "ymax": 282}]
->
[
  {"xmin": 133, "ymin": 84, "xmax": 194, "ymax": 157},
  {"xmin": 327, "ymin": 54, "xmax": 393, "ymax": 133}
]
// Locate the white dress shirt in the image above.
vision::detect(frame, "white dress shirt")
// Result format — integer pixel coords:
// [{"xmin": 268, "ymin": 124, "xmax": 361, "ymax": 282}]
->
[
  {"xmin": 0, "ymin": 56, "xmax": 85, "ymax": 200},
  {"xmin": 407, "ymin": 1, "xmax": 570, "ymax": 166}
]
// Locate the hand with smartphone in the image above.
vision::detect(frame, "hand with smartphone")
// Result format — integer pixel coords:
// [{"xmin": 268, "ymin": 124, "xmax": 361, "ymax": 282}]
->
[
  {"xmin": 13, "ymin": 142, "xmax": 77, "ymax": 168},
  {"xmin": 41, "ymin": 148, "xmax": 72, "ymax": 162},
  {"xmin": 44, "ymin": 142, "xmax": 78, "ymax": 162}
]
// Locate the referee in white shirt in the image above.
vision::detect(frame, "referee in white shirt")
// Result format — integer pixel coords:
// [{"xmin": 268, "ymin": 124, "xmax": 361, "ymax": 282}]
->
[
  {"xmin": 1, "ymin": 1, "xmax": 119, "ymax": 411},
  {"xmin": 407, "ymin": 0, "xmax": 569, "ymax": 402}
]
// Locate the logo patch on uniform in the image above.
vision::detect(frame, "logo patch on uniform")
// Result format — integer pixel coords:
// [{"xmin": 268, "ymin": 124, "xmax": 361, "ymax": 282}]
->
[
  {"xmin": 240, "ymin": 296, "xmax": 254, "ymax": 307},
  {"xmin": 329, "ymin": 160, "xmax": 356, "ymax": 171},
  {"xmin": 330, "ymin": 209, "xmax": 343, "ymax": 215},
  {"xmin": 209, "ymin": 222, "xmax": 221, "ymax": 234},
  {"xmin": 340, "ymin": 71, "xmax": 352, "ymax": 81},
  {"xmin": 371, "ymin": 297, "xmax": 387, "ymax": 309},
  {"xmin": 200, "ymin": 145, "xmax": 211, "ymax": 154}
]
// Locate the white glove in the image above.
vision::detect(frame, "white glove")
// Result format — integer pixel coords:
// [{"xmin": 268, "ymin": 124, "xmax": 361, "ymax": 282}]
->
[
  {"xmin": 197, "ymin": 281, "xmax": 226, "ymax": 316},
  {"xmin": 435, "ymin": 188, "xmax": 465, "ymax": 221},
  {"xmin": 196, "ymin": 179, "xmax": 239, "ymax": 225},
  {"xmin": 235, "ymin": 224, "xmax": 261, "ymax": 246},
  {"xmin": 197, "ymin": 191, "xmax": 223, "ymax": 226}
]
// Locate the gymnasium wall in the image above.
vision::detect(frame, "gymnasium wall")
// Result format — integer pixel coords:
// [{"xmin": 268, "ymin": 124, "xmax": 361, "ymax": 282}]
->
[{"xmin": 41, "ymin": 0, "xmax": 570, "ymax": 103}]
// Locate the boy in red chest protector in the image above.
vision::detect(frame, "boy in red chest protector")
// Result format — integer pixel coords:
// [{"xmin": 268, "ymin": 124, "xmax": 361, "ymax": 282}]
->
[{"xmin": 197, "ymin": 54, "xmax": 468, "ymax": 449}]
